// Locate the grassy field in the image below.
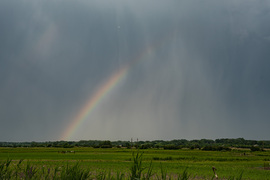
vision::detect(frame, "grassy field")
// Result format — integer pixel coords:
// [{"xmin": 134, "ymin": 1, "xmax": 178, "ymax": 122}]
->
[{"xmin": 0, "ymin": 147, "xmax": 270, "ymax": 179}]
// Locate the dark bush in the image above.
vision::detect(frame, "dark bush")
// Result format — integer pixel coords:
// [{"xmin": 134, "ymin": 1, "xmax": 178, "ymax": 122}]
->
[
  {"xmin": 250, "ymin": 146, "xmax": 262, "ymax": 152},
  {"xmin": 99, "ymin": 141, "xmax": 112, "ymax": 148},
  {"xmin": 139, "ymin": 144, "xmax": 151, "ymax": 149},
  {"xmin": 202, "ymin": 145, "xmax": 231, "ymax": 151},
  {"xmin": 100, "ymin": 145, "xmax": 112, "ymax": 148},
  {"xmin": 164, "ymin": 144, "xmax": 180, "ymax": 150}
]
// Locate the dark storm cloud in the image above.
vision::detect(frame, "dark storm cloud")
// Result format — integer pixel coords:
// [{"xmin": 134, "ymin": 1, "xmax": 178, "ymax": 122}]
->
[
  {"xmin": 0, "ymin": 0, "xmax": 122, "ymax": 141},
  {"xmin": 0, "ymin": 0, "xmax": 269, "ymax": 141}
]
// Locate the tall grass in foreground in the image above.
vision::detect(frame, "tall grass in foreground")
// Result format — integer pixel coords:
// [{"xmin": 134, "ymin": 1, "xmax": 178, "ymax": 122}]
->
[
  {"xmin": 0, "ymin": 151, "xmax": 245, "ymax": 180},
  {"xmin": 130, "ymin": 151, "xmax": 153, "ymax": 180}
]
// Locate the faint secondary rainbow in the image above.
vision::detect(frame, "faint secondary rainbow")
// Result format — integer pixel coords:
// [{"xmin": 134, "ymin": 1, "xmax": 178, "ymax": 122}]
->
[{"xmin": 61, "ymin": 32, "xmax": 175, "ymax": 140}]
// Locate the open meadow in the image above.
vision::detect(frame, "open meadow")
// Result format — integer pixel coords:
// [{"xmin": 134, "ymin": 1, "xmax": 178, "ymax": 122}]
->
[{"xmin": 0, "ymin": 147, "xmax": 270, "ymax": 179}]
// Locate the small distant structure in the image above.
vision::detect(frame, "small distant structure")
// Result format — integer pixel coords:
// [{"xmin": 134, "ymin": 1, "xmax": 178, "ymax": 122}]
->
[{"xmin": 212, "ymin": 166, "xmax": 218, "ymax": 178}]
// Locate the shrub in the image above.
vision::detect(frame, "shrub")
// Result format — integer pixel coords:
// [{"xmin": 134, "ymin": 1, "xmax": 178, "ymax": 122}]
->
[
  {"xmin": 164, "ymin": 144, "xmax": 180, "ymax": 150},
  {"xmin": 202, "ymin": 145, "xmax": 231, "ymax": 151},
  {"xmin": 250, "ymin": 146, "xmax": 262, "ymax": 152}
]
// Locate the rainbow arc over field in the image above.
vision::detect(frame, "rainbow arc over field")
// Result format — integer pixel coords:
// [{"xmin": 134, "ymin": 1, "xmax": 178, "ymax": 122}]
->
[{"xmin": 61, "ymin": 34, "xmax": 174, "ymax": 140}]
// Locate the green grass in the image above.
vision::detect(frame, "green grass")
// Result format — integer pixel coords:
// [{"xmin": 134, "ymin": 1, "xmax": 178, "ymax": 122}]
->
[{"xmin": 0, "ymin": 147, "xmax": 270, "ymax": 179}]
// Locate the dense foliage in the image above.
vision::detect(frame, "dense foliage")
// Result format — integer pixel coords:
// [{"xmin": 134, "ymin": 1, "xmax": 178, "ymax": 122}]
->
[{"xmin": 0, "ymin": 138, "xmax": 269, "ymax": 150}]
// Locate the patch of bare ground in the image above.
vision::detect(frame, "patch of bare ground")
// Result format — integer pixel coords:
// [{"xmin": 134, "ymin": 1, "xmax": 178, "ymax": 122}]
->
[
  {"xmin": 253, "ymin": 163, "xmax": 270, "ymax": 171},
  {"xmin": 255, "ymin": 167, "xmax": 270, "ymax": 171}
]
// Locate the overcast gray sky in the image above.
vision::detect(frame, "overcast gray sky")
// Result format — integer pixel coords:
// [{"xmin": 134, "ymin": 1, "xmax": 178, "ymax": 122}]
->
[{"xmin": 0, "ymin": 0, "xmax": 270, "ymax": 141}]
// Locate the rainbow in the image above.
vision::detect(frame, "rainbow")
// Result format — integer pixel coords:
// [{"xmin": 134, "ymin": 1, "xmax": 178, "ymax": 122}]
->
[
  {"xmin": 61, "ymin": 65, "xmax": 129, "ymax": 140},
  {"xmin": 61, "ymin": 33, "xmax": 174, "ymax": 140}
]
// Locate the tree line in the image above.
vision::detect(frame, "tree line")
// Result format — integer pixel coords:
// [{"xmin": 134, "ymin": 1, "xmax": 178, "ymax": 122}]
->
[{"xmin": 0, "ymin": 138, "xmax": 269, "ymax": 151}]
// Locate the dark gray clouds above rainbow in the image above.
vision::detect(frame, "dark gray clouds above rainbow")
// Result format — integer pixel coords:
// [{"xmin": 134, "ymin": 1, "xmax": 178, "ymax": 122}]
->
[{"xmin": 0, "ymin": 0, "xmax": 270, "ymax": 141}]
